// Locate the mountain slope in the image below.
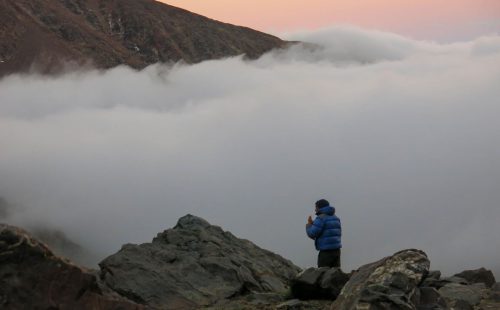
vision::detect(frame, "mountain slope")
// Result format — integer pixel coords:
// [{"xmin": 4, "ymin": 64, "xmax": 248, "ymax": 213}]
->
[{"xmin": 0, "ymin": 0, "xmax": 287, "ymax": 75}]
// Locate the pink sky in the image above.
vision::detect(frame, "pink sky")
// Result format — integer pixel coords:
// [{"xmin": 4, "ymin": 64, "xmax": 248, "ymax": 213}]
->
[{"xmin": 161, "ymin": 0, "xmax": 500, "ymax": 41}]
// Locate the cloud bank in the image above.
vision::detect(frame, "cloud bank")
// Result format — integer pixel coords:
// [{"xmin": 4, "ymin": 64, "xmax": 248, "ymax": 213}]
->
[{"xmin": 1, "ymin": 26, "xmax": 499, "ymax": 276}]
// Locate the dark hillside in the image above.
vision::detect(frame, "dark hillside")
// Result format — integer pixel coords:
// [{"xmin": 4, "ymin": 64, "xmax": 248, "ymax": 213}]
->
[{"xmin": 0, "ymin": 0, "xmax": 287, "ymax": 75}]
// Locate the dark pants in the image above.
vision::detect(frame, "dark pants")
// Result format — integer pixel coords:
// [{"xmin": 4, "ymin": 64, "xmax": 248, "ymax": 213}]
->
[{"xmin": 318, "ymin": 249, "xmax": 341, "ymax": 268}]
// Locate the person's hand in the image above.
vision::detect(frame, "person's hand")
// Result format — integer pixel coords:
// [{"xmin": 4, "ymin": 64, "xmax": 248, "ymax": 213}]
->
[{"xmin": 307, "ymin": 215, "xmax": 313, "ymax": 225}]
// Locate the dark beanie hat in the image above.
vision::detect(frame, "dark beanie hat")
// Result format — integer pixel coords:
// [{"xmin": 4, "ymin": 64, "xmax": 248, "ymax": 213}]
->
[{"xmin": 315, "ymin": 199, "xmax": 330, "ymax": 209}]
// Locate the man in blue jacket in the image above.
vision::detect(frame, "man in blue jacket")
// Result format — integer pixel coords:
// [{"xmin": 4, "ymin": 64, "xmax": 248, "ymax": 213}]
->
[{"xmin": 306, "ymin": 199, "xmax": 342, "ymax": 268}]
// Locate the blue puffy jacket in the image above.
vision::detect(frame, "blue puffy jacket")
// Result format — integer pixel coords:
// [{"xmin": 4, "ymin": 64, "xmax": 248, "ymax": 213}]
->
[{"xmin": 306, "ymin": 206, "xmax": 342, "ymax": 251}]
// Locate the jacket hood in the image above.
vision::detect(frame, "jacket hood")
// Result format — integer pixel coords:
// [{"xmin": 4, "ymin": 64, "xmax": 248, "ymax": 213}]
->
[{"xmin": 316, "ymin": 205, "xmax": 335, "ymax": 216}]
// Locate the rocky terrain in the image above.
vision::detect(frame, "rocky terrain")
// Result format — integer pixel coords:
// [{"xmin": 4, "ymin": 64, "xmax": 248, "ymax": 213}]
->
[
  {"xmin": 0, "ymin": 223, "xmax": 143, "ymax": 309},
  {"xmin": 0, "ymin": 0, "xmax": 288, "ymax": 76},
  {"xmin": 99, "ymin": 215, "xmax": 300, "ymax": 309},
  {"xmin": 1, "ymin": 215, "xmax": 499, "ymax": 309}
]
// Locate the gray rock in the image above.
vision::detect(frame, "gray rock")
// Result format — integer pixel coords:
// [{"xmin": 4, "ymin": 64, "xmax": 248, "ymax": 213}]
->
[
  {"xmin": 243, "ymin": 292, "xmax": 284, "ymax": 305},
  {"xmin": 421, "ymin": 270, "xmax": 442, "ymax": 288},
  {"xmin": 470, "ymin": 282, "xmax": 488, "ymax": 290},
  {"xmin": 442, "ymin": 276, "xmax": 469, "ymax": 285},
  {"xmin": 290, "ymin": 267, "xmax": 327, "ymax": 299},
  {"xmin": 438, "ymin": 283, "xmax": 482, "ymax": 307},
  {"xmin": 470, "ymin": 282, "xmax": 492, "ymax": 302},
  {"xmin": 454, "ymin": 268, "xmax": 496, "ymax": 287},
  {"xmin": 416, "ymin": 287, "xmax": 447, "ymax": 310},
  {"xmin": 492, "ymin": 282, "xmax": 500, "ymax": 291},
  {"xmin": 424, "ymin": 275, "xmax": 469, "ymax": 290},
  {"xmin": 478, "ymin": 282, "xmax": 500, "ymax": 307},
  {"xmin": 427, "ymin": 270, "xmax": 441, "ymax": 280},
  {"xmin": 490, "ymin": 291, "xmax": 500, "ymax": 302},
  {"xmin": 276, "ymin": 299, "xmax": 302, "ymax": 309},
  {"xmin": 478, "ymin": 300, "xmax": 500, "ymax": 310},
  {"xmin": 99, "ymin": 214, "xmax": 300, "ymax": 309},
  {"xmin": 447, "ymin": 299, "xmax": 474, "ymax": 310},
  {"xmin": 331, "ymin": 249, "xmax": 430, "ymax": 310},
  {"xmin": 319, "ymin": 268, "xmax": 350, "ymax": 297},
  {"xmin": 0, "ymin": 224, "xmax": 143, "ymax": 310},
  {"xmin": 297, "ymin": 268, "xmax": 329, "ymax": 286},
  {"xmin": 290, "ymin": 267, "xmax": 349, "ymax": 300}
]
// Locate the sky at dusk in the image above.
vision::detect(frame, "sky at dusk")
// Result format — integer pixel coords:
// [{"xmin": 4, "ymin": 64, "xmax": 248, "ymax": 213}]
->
[{"xmin": 162, "ymin": 0, "xmax": 500, "ymax": 41}]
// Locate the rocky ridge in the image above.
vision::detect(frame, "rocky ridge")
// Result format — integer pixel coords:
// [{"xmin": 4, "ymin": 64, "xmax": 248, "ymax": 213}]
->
[
  {"xmin": 0, "ymin": 0, "xmax": 288, "ymax": 76},
  {"xmin": 0, "ymin": 223, "xmax": 142, "ymax": 309},
  {"xmin": 99, "ymin": 214, "xmax": 301, "ymax": 309},
  {"xmin": 1, "ymin": 215, "xmax": 499, "ymax": 310}
]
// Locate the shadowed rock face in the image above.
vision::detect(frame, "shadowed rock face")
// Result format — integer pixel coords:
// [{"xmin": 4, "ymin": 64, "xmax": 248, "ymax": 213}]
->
[
  {"xmin": 331, "ymin": 249, "xmax": 430, "ymax": 310},
  {"xmin": 0, "ymin": 224, "xmax": 142, "ymax": 310},
  {"xmin": 0, "ymin": 0, "xmax": 288, "ymax": 76},
  {"xmin": 439, "ymin": 282, "xmax": 484, "ymax": 308},
  {"xmin": 99, "ymin": 214, "xmax": 301, "ymax": 309},
  {"xmin": 454, "ymin": 268, "xmax": 496, "ymax": 288},
  {"xmin": 290, "ymin": 267, "xmax": 350, "ymax": 300}
]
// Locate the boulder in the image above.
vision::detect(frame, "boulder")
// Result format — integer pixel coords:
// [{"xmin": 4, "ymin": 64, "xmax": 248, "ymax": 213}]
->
[
  {"xmin": 290, "ymin": 267, "xmax": 349, "ymax": 300},
  {"xmin": 478, "ymin": 301, "xmax": 500, "ymax": 310},
  {"xmin": 438, "ymin": 283, "xmax": 482, "ymax": 307},
  {"xmin": 422, "ymin": 275, "xmax": 468, "ymax": 289},
  {"xmin": 426, "ymin": 270, "xmax": 441, "ymax": 280},
  {"xmin": 454, "ymin": 268, "xmax": 496, "ymax": 287},
  {"xmin": 476, "ymin": 282, "xmax": 500, "ymax": 310},
  {"xmin": 331, "ymin": 249, "xmax": 430, "ymax": 310},
  {"xmin": 492, "ymin": 291, "xmax": 500, "ymax": 302},
  {"xmin": 420, "ymin": 270, "xmax": 441, "ymax": 288},
  {"xmin": 320, "ymin": 268, "xmax": 351, "ymax": 298},
  {"xmin": 0, "ymin": 224, "xmax": 142, "ymax": 310},
  {"xmin": 416, "ymin": 287, "xmax": 447, "ymax": 310},
  {"xmin": 446, "ymin": 299, "xmax": 474, "ymax": 310},
  {"xmin": 99, "ymin": 214, "xmax": 301, "ymax": 309},
  {"xmin": 490, "ymin": 283, "xmax": 500, "ymax": 302}
]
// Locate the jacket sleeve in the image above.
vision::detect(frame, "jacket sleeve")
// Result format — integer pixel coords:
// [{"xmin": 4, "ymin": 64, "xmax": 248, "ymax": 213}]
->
[{"xmin": 306, "ymin": 217, "xmax": 324, "ymax": 239}]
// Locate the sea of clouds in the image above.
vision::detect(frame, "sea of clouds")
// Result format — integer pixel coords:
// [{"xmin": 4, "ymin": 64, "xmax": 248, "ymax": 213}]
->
[{"xmin": 1, "ymin": 26, "xmax": 499, "ymax": 276}]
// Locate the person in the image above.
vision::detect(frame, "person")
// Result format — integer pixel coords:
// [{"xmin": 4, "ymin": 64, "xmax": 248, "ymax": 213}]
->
[{"xmin": 306, "ymin": 199, "xmax": 342, "ymax": 268}]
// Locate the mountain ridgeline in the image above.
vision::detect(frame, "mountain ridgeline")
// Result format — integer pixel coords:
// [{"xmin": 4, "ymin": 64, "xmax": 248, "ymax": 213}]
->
[
  {"xmin": 0, "ymin": 0, "xmax": 288, "ymax": 76},
  {"xmin": 1, "ymin": 215, "xmax": 499, "ymax": 309}
]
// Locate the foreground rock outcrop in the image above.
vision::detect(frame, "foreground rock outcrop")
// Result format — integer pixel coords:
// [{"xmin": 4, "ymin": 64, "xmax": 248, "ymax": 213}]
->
[
  {"xmin": 0, "ymin": 224, "xmax": 142, "ymax": 309},
  {"xmin": 290, "ymin": 267, "xmax": 350, "ymax": 300},
  {"xmin": 420, "ymin": 268, "xmax": 500, "ymax": 309},
  {"xmin": 99, "ymin": 214, "xmax": 301, "ymax": 309},
  {"xmin": 331, "ymin": 249, "xmax": 430, "ymax": 310},
  {"xmin": 1, "ymin": 216, "xmax": 498, "ymax": 310},
  {"xmin": 454, "ymin": 268, "xmax": 496, "ymax": 288},
  {"xmin": 330, "ymin": 249, "xmax": 499, "ymax": 310}
]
